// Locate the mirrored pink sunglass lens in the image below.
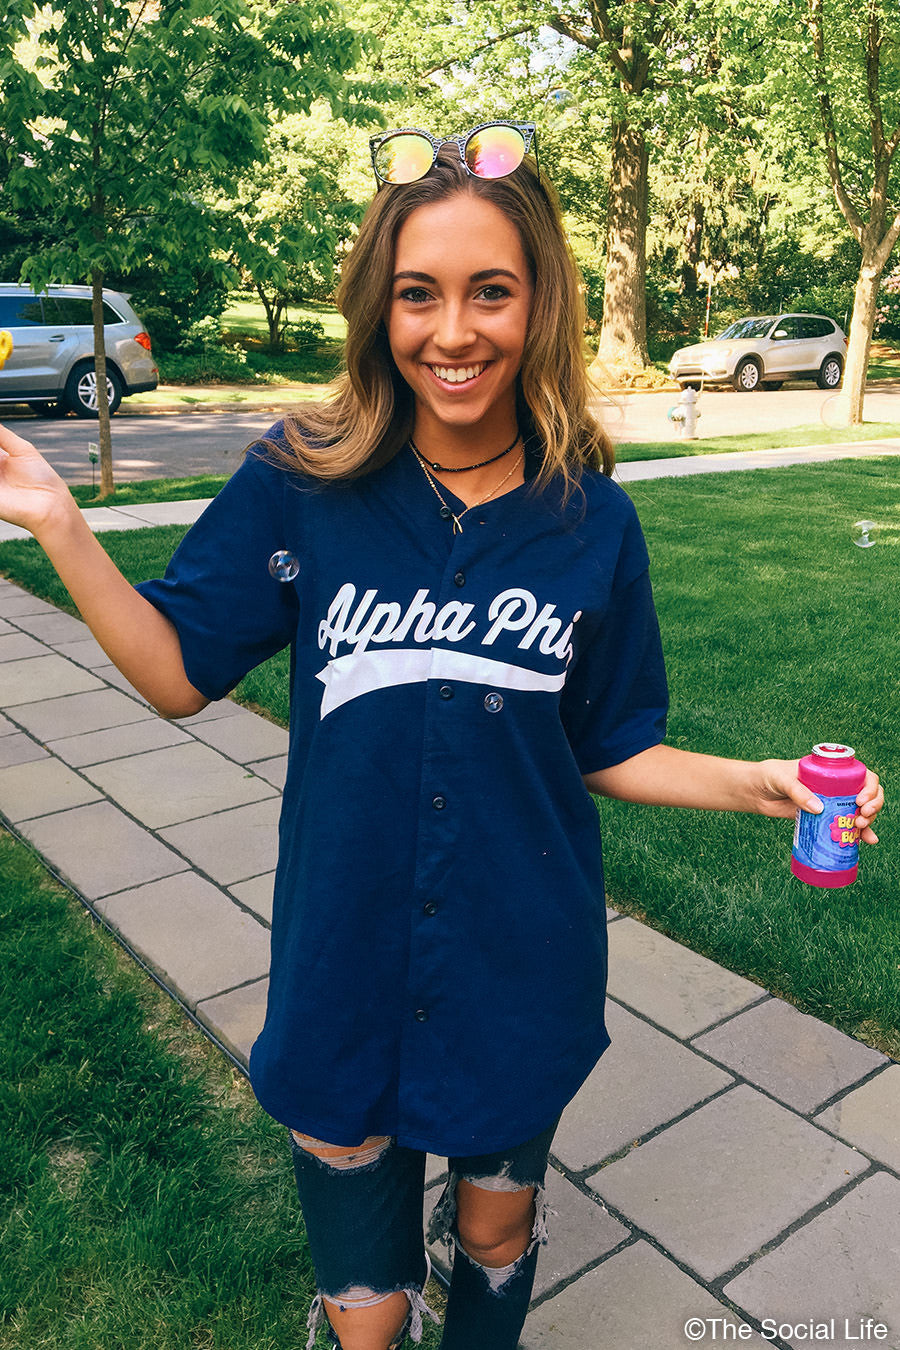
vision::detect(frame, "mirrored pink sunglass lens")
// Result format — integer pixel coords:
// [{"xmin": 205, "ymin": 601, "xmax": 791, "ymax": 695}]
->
[
  {"xmin": 375, "ymin": 134, "xmax": 434, "ymax": 183},
  {"xmin": 465, "ymin": 127, "xmax": 526, "ymax": 178}
]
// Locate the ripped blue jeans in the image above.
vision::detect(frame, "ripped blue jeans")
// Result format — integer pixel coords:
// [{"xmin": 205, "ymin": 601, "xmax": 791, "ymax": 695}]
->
[{"xmin": 289, "ymin": 1116, "xmax": 559, "ymax": 1350}]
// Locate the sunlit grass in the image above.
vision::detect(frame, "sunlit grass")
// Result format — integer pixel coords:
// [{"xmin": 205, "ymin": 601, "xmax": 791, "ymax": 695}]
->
[
  {"xmin": 220, "ymin": 297, "xmax": 347, "ymax": 344},
  {"xmin": 0, "ymin": 828, "xmax": 315, "ymax": 1348},
  {"xmin": 614, "ymin": 421, "xmax": 900, "ymax": 461}
]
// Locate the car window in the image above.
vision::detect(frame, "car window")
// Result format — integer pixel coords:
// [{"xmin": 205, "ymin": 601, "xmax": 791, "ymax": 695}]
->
[
  {"xmin": 0, "ymin": 295, "xmax": 45, "ymax": 326},
  {"xmin": 771, "ymin": 317, "xmax": 801, "ymax": 340},
  {"xmin": 41, "ymin": 296, "xmax": 126, "ymax": 325},
  {"xmin": 799, "ymin": 317, "xmax": 834, "ymax": 338},
  {"xmin": 715, "ymin": 318, "xmax": 777, "ymax": 340}
]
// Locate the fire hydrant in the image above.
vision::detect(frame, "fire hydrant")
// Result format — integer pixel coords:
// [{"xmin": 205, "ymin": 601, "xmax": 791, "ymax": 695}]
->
[
  {"xmin": 0, "ymin": 331, "xmax": 12, "ymax": 370},
  {"xmin": 668, "ymin": 385, "xmax": 700, "ymax": 440}
]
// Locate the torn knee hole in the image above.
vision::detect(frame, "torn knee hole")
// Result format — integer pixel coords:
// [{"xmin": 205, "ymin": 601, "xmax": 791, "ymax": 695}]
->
[
  {"xmin": 459, "ymin": 1159, "xmax": 528, "ymax": 1194},
  {"xmin": 290, "ymin": 1131, "xmax": 392, "ymax": 1170},
  {"xmin": 306, "ymin": 1262, "xmax": 440, "ymax": 1350},
  {"xmin": 323, "ymin": 1286, "xmax": 398, "ymax": 1312},
  {"xmin": 455, "ymin": 1242, "xmax": 527, "ymax": 1294},
  {"xmin": 460, "ymin": 1171, "xmax": 531, "ymax": 1194}
]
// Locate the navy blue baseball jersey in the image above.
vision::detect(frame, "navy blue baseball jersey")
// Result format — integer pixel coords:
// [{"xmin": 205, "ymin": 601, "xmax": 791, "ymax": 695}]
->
[{"xmin": 138, "ymin": 424, "xmax": 668, "ymax": 1155}]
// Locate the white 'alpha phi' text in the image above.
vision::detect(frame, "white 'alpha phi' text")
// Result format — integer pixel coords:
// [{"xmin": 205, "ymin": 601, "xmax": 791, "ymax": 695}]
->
[{"xmin": 318, "ymin": 584, "xmax": 582, "ymax": 666}]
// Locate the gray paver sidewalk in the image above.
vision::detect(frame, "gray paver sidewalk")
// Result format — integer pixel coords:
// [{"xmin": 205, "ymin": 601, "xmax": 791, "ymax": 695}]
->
[{"xmin": 0, "ymin": 578, "xmax": 898, "ymax": 1350}]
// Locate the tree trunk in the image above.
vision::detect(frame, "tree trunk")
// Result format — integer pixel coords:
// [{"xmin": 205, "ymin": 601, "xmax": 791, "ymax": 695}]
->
[
  {"xmin": 255, "ymin": 282, "xmax": 285, "ymax": 351},
  {"xmin": 595, "ymin": 120, "xmax": 650, "ymax": 374},
  {"xmin": 841, "ymin": 253, "xmax": 884, "ymax": 424},
  {"xmin": 680, "ymin": 201, "xmax": 705, "ymax": 296},
  {"xmin": 91, "ymin": 267, "xmax": 115, "ymax": 498}
]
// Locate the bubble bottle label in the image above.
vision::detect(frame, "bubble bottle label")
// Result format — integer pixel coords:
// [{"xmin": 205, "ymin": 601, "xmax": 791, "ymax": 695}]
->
[
  {"xmin": 792, "ymin": 796, "xmax": 860, "ymax": 871},
  {"xmin": 790, "ymin": 742, "xmax": 866, "ymax": 889}
]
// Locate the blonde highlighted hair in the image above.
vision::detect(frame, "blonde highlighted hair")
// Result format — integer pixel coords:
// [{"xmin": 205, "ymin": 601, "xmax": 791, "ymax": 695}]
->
[{"xmin": 275, "ymin": 146, "xmax": 613, "ymax": 493}]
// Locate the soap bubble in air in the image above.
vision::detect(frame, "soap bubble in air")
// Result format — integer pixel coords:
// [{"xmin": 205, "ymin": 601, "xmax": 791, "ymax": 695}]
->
[
  {"xmin": 852, "ymin": 520, "xmax": 876, "ymax": 548},
  {"xmin": 545, "ymin": 88, "xmax": 579, "ymax": 127},
  {"xmin": 268, "ymin": 550, "xmax": 300, "ymax": 581},
  {"xmin": 820, "ymin": 393, "xmax": 853, "ymax": 430}
]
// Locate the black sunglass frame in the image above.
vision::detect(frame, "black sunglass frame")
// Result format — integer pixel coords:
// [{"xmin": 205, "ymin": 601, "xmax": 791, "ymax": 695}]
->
[{"xmin": 369, "ymin": 120, "xmax": 539, "ymax": 186}]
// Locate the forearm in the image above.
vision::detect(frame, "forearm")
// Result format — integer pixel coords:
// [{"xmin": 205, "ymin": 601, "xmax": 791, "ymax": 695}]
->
[
  {"xmin": 584, "ymin": 743, "xmax": 762, "ymax": 812},
  {"xmin": 35, "ymin": 503, "xmax": 208, "ymax": 719}
]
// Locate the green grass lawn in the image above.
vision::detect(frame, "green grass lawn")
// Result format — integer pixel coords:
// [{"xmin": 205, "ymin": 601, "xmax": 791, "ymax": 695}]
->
[
  {"xmin": 607, "ymin": 457, "xmax": 898, "ymax": 1057},
  {"xmin": 866, "ymin": 341, "xmax": 900, "ymax": 380},
  {"xmin": 0, "ymin": 458, "xmax": 897, "ymax": 1059},
  {"xmin": 0, "ymin": 827, "xmax": 446, "ymax": 1348},
  {"xmin": 69, "ymin": 475, "xmax": 229, "ymax": 508},
  {"xmin": 614, "ymin": 420, "xmax": 900, "ymax": 461},
  {"xmin": 220, "ymin": 297, "xmax": 347, "ymax": 345}
]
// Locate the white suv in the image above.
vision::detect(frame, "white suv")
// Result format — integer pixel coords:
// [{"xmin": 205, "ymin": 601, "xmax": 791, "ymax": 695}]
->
[
  {"xmin": 669, "ymin": 314, "xmax": 848, "ymax": 392},
  {"xmin": 0, "ymin": 284, "xmax": 158, "ymax": 417}
]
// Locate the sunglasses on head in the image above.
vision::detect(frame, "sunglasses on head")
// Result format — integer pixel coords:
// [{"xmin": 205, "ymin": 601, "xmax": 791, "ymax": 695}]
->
[{"xmin": 370, "ymin": 120, "xmax": 538, "ymax": 186}]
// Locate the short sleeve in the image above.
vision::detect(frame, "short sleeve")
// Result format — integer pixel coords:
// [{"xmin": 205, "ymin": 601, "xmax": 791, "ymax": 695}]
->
[
  {"xmin": 559, "ymin": 514, "xmax": 668, "ymax": 775},
  {"xmin": 136, "ymin": 446, "xmax": 299, "ymax": 702}
]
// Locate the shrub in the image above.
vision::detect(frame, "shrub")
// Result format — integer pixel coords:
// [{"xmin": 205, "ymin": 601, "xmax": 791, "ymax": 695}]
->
[
  {"xmin": 781, "ymin": 280, "xmax": 854, "ymax": 331},
  {"xmin": 123, "ymin": 266, "xmax": 230, "ymax": 353},
  {"xmin": 285, "ymin": 317, "xmax": 325, "ymax": 350},
  {"xmin": 157, "ymin": 330, "xmax": 254, "ymax": 385},
  {"xmin": 875, "ymin": 271, "xmax": 900, "ymax": 339}
]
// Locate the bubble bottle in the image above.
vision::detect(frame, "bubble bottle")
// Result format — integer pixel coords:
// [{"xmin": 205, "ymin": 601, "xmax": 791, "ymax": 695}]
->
[{"xmin": 791, "ymin": 743, "xmax": 867, "ymax": 889}]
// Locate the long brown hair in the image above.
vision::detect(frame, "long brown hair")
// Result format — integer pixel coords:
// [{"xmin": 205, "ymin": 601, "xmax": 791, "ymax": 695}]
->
[{"xmin": 274, "ymin": 146, "xmax": 613, "ymax": 492}]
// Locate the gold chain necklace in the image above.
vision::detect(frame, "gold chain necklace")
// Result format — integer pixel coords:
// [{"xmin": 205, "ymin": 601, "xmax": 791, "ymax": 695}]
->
[{"xmin": 411, "ymin": 442, "xmax": 524, "ymax": 534}]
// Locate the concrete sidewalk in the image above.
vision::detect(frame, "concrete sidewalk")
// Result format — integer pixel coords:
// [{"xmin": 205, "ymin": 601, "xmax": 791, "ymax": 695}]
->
[{"xmin": 0, "ymin": 576, "xmax": 897, "ymax": 1350}]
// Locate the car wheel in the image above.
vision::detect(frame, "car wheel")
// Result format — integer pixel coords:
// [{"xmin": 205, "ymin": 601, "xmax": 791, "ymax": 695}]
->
[
  {"xmin": 817, "ymin": 355, "xmax": 843, "ymax": 389},
  {"xmin": 761, "ymin": 381, "xmax": 784, "ymax": 391},
  {"xmin": 28, "ymin": 399, "xmax": 69, "ymax": 417},
  {"xmin": 64, "ymin": 362, "xmax": 124, "ymax": 418},
  {"xmin": 732, "ymin": 358, "xmax": 762, "ymax": 392}
]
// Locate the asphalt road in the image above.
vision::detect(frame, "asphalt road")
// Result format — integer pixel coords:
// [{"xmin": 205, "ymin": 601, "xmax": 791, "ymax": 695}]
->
[
  {"xmin": 597, "ymin": 383, "xmax": 900, "ymax": 444},
  {"xmin": 2, "ymin": 383, "xmax": 899, "ymax": 484},
  {"xmin": 0, "ymin": 407, "xmax": 283, "ymax": 484}
]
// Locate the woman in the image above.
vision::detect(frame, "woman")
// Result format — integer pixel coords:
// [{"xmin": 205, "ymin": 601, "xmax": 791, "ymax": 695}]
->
[{"xmin": 0, "ymin": 124, "xmax": 883, "ymax": 1350}]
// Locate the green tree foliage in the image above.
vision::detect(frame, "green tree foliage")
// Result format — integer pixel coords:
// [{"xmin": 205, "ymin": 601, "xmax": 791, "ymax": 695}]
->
[
  {"xmin": 646, "ymin": 127, "xmax": 862, "ymax": 346},
  {"xmin": 752, "ymin": 0, "xmax": 900, "ymax": 420},
  {"xmin": 227, "ymin": 109, "xmax": 369, "ymax": 350},
  {"xmin": 353, "ymin": 0, "xmax": 773, "ymax": 377},
  {"xmin": 1, "ymin": 0, "xmax": 365, "ymax": 493}
]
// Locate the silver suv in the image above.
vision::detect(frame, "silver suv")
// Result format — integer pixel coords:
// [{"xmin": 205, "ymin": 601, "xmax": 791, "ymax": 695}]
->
[
  {"xmin": 669, "ymin": 313, "xmax": 848, "ymax": 392},
  {"xmin": 0, "ymin": 284, "xmax": 158, "ymax": 417}
]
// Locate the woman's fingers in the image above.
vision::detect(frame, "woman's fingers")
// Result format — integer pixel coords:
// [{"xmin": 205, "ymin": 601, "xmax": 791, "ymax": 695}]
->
[
  {"xmin": 759, "ymin": 760, "xmax": 822, "ymax": 816},
  {"xmin": 855, "ymin": 770, "xmax": 883, "ymax": 841},
  {"xmin": 0, "ymin": 421, "xmax": 71, "ymax": 534},
  {"xmin": 762, "ymin": 760, "xmax": 883, "ymax": 847},
  {"xmin": 0, "ymin": 422, "xmax": 39, "ymax": 457}
]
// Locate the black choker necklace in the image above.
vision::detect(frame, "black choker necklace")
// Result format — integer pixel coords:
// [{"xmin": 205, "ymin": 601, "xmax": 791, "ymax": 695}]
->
[{"xmin": 408, "ymin": 431, "xmax": 519, "ymax": 473}]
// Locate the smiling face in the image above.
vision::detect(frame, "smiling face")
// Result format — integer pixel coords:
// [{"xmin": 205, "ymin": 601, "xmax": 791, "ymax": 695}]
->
[{"xmin": 386, "ymin": 192, "xmax": 534, "ymax": 448}]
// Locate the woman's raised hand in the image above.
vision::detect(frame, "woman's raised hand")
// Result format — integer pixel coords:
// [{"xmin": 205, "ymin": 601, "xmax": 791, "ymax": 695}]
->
[
  {"xmin": 0, "ymin": 421, "xmax": 76, "ymax": 539},
  {"xmin": 0, "ymin": 419, "xmax": 207, "ymax": 718}
]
